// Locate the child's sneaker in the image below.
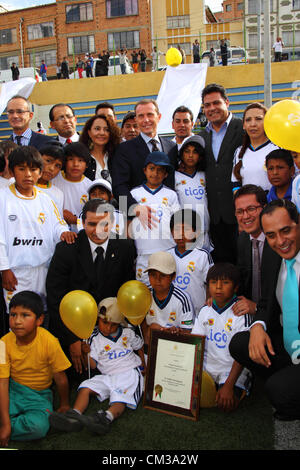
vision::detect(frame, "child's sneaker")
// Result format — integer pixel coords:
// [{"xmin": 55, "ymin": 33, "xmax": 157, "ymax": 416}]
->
[
  {"xmin": 49, "ymin": 409, "xmax": 83, "ymax": 432},
  {"xmin": 79, "ymin": 410, "xmax": 111, "ymax": 435}
]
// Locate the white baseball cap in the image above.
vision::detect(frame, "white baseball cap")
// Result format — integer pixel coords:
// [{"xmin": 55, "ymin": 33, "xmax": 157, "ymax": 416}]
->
[
  {"xmin": 98, "ymin": 297, "xmax": 126, "ymax": 325},
  {"xmin": 144, "ymin": 251, "xmax": 176, "ymax": 275},
  {"xmin": 88, "ymin": 178, "xmax": 112, "ymax": 195}
]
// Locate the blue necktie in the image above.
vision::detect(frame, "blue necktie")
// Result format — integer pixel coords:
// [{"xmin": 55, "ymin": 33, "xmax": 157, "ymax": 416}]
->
[{"xmin": 282, "ymin": 258, "xmax": 300, "ymax": 358}]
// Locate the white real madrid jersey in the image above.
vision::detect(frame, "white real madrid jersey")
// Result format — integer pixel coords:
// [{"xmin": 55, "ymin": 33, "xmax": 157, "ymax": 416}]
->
[
  {"xmin": 53, "ymin": 171, "xmax": 91, "ymax": 219},
  {"xmin": 0, "ymin": 184, "xmax": 67, "ymax": 271},
  {"xmin": 89, "ymin": 327, "xmax": 143, "ymax": 375},
  {"xmin": 129, "ymin": 184, "xmax": 180, "ymax": 255},
  {"xmin": 191, "ymin": 298, "xmax": 252, "ymax": 390},
  {"xmin": 169, "ymin": 247, "xmax": 213, "ymax": 316},
  {"xmin": 36, "ymin": 182, "xmax": 64, "ymax": 217},
  {"xmin": 146, "ymin": 284, "xmax": 194, "ymax": 330},
  {"xmin": 231, "ymin": 141, "xmax": 278, "ymax": 191}
]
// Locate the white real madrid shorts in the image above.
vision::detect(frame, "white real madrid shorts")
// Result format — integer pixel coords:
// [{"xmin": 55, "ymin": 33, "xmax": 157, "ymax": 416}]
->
[{"xmin": 78, "ymin": 367, "xmax": 144, "ymax": 409}]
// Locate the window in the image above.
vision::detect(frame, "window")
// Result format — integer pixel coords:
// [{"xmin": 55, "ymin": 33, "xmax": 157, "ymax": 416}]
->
[
  {"xmin": 226, "ymin": 4, "xmax": 232, "ymax": 11},
  {"xmin": 0, "ymin": 55, "xmax": 19, "ymax": 70},
  {"xmin": 106, "ymin": 0, "xmax": 138, "ymax": 17},
  {"xmin": 282, "ymin": 30, "xmax": 300, "ymax": 47},
  {"xmin": 248, "ymin": 0, "xmax": 273, "ymax": 14},
  {"xmin": 292, "ymin": 0, "xmax": 300, "ymax": 9},
  {"xmin": 29, "ymin": 49, "xmax": 57, "ymax": 67},
  {"xmin": 167, "ymin": 15, "xmax": 190, "ymax": 29},
  {"xmin": 108, "ymin": 31, "xmax": 140, "ymax": 50},
  {"xmin": 0, "ymin": 28, "xmax": 17, "ymax": 45},
  {"xmin": 27, "ymin": 22, "xmax": 54, "ymax": 40},
  {"xmin": 68, "ymin": 35, "xmax": 95, "ymax": 55},
  {"xmin": 66, "ymin": 3, "xmax": 93, "ymax": 23},
  {"xmin": 238, "ymin": 3, "xmax": 244, "ymax": 10}
]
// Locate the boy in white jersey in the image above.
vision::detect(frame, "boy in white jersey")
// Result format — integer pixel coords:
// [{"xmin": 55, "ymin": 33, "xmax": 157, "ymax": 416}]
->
[
  {"xmin": 36, "ymin": 143, "xmax": 65, "ymax": 216},
  {"xmin": 49, "ymin": 297, "xmax": 144, "ymax": 435},
  {"xmin": 142, "ymin": 251, "xmax": 194, "ymax": 346},
  {"xmin": 53, "ymin": 142, "xmax": 92, "ymax": 231},
  {"xmin": 192, "ymin": 263, "xmax": 252, "ymax": 412},
  {"xmin": 169, "ymin": 209, "xmax": 213, "ymax": 316},
  {"xmin": 129, "ymin": 151, "xmax": 180, "ymax": 284},
  {"xmin": 0, "ymin": 146, "xmax": 75, "ymax": 314}
]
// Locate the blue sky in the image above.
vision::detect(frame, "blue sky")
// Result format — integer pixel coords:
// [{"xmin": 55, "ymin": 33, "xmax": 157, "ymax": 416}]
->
[{"xmin": 2, "ymin": 0, "xmax": 223, "ymax": 12}]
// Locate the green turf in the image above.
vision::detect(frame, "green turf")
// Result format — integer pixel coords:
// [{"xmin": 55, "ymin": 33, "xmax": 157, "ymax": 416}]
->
[{"xmin": 10, "ymin": 378, "xmax": 274, "ymax": 451}]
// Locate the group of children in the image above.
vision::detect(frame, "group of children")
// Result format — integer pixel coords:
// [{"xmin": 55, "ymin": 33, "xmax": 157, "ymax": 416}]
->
[{"xmin": 1, "ymin": 131, "xmax": 300, "ymax": 447}]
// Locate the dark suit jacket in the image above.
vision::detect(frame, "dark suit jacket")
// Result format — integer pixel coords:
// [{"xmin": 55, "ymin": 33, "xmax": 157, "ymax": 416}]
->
[
  {"xmin": 9, "ymin": 130, "xmax": 55, "ymax": 151},
  {"xmin": 199, "ymin": 117, "xmax": 244, "ymax": 225},
  {"xmin": 237, "ymin": 231, "xmax": 280, "ymax": 300},
  {"xmin": 111, "ymin": 134, "xmax": 177, "ymax": 210},
  {"xmin": 46, "ymin": 229, "xmax": 136, "ymax": 347}
]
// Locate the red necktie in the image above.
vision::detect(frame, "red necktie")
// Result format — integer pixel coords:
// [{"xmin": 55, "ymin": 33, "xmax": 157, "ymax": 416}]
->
[{"xmin": 66, "ymin": 138, "xmax": 72, "ymax": 144}]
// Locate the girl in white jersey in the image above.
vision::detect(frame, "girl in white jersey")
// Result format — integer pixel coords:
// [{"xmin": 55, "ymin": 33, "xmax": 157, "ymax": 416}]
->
[{"xmin": 232, "ymin": 103, "xmax": 278, "ymax": 192}]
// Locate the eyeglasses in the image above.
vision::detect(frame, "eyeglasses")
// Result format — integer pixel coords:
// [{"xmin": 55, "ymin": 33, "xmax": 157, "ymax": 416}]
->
[
  {"xmin": 235, "ymin": 205, "xmax": 262, "ymax": 217},
  {"xmin": 54, "ymin": 114, "xmax": 75, "ymax": 122},
  {"xmin": 7, "ymin": 109, "xmax": 30, "ymax": 115}
]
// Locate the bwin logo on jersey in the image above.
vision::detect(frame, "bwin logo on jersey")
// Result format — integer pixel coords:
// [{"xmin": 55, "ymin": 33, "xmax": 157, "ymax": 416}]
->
[
  {"xmin": 184, "ymin": 186, "xmax": 205, "ymax": 200},
  {"xmin": 13, "ymin": 237, "xmax": 43, "ymax": 246}
]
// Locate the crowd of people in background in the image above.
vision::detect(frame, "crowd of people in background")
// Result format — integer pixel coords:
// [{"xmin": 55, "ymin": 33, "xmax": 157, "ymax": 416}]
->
[{"xmin": 0, "ymin": 67, "xmax": 300, "ymax": 447}]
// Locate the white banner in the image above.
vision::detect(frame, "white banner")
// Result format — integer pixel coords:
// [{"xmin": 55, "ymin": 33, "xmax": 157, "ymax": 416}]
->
[
  {"xmin": 0, "ymin": 77, "xmax": 36, "ymax": 117},
  {"xmin": 157, "ymin": 63, "xmax": 208, "ymax": 135}
]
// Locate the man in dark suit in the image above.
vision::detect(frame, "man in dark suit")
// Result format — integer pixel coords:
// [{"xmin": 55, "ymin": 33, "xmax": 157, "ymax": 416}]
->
[
  {"xmin": 230, "ymin": 199, "xmax": 300, "ymax": 420},
  {"xmin": 49, "ymin": 103, "xmax": 80, "ymax": 145},
  {"xmin": 7, "ymin": 95, "xmax": 55, "ymax": 150},
  {"xmin": 46, "ymin": 199, "xmax": 136, "ymax": 375},
  {"xmin": 199, "ymin": 83, "xmax": 244, "ymax": 264},
  {"xmin": 112, "ymin": 98, "xmax": 176, "ymax": 226},
  {"xmin": 233, "ymin": 184, "xmax": 272, "ymax": 316}
]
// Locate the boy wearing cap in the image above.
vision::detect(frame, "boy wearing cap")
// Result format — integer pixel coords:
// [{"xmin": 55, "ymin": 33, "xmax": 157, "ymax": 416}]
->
[
  {"xmin": 129, "ymin": 151, "xmax": 180, "ymax": 284},
  {"xmin": 77, "ymin": 178, "xmax": 125, "ymax": 237},
  {"xmin": 49, "ymin": 297, "xmax": 144, "ymax": 434},
  {"xmin": 142, "ymin": 251, "xmax": 194, "ymax": 346}
]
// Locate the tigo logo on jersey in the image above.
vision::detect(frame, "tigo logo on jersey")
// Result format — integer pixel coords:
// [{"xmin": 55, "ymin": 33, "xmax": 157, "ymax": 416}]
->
[
  {"xmin": 184, "ymin": 185, "xmax": 205, "ymax": 200},
  {"xmin": 38, "ymin": 212, "xmax": 45, "ymax": 224}
]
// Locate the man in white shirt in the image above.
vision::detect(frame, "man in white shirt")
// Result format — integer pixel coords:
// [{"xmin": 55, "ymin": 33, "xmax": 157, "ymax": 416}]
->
[
  {"xmin": 273, "ymin": 37, "xmax": 284, "ymax": 62},
  {"xmin": 230, "ymin": 199, "xmax": 300, "ymax": 421},
  {"xmin": 49, "ymin": 103, "xmax": 80, "ymax": 145}
]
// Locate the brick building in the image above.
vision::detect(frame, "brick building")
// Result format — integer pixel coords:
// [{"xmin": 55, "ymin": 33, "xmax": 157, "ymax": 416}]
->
[{"xmin": 0, "ymin": 0, "xmax": 152, "ymax": 77}]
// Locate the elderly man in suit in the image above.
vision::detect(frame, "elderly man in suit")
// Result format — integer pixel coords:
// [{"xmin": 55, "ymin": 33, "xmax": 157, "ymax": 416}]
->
[
  {"xmin": 230, "ymin": 199, "xmax": 300, "ymax": 421},
  {"xmin": 7, "ymin": 95, "xmax": 54, "ymax": 150},
  {"xmin": 46, "ymin": 199, "xmax": 136, "ymax": 375},
  {"xmin": 112, "ymin": 98, "xmax": 176, "ymax": 227},
  {"xmin": 199, "ymin": 83, "xmax": 244, "ymax": 264}
]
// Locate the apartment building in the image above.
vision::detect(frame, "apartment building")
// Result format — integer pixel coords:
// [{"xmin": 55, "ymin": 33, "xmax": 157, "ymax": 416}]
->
[{"xmin": 0, "ymin": 0, "xmax": 151, "ymax": 77}]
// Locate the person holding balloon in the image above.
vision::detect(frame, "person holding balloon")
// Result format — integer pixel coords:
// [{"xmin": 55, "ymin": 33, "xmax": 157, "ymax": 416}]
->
[
  {"xmin": 232, "ymin": 102, "xmax": 278, "ymax": 193},
  {"xmin": 49, "ymin": 297, "xmax": 144, "ymax": 435}
]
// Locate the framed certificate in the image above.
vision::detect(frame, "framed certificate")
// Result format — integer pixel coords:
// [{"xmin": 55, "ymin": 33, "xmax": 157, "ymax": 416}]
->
[{"xmin": 143, "ymin": 330, "xmax": 205, "ymax": 421}]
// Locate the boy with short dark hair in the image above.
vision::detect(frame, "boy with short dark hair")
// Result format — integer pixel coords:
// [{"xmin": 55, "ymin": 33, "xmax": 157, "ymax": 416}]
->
[
  {"xmin": 49, "ymin": 297, "xmax": 144, "ymax": 435},
  {"xmin": 142, "ymin": 251, "xmax": 194, "ymax": 346},
  {"xmin": 129, "ymin": 151, "xmax": 180, "ymax": 284},
  {"xmin": 191, "ymin": 263, "xmax": 252, "ymax": 412},
  {"xmin": 37, "ymin": 144, "xmax": 65, "ymax": 216},
  {"xmin": 169, "ymin": 208, "xmax": 213, "ymax": 315},
  {"xmin": 53, "ymin": 142, "xmax": 92, "ymax": 231},
  {"xmin": 266, "ymin": 149, "xmax": 295, "ymax": 203},
  {"xmin": 0, "ymin": 291, "xmax": 71, "ymax": 446},
  {"xmin": 0, "ymin": 146, "xmax": 75, "ymax": 313}
]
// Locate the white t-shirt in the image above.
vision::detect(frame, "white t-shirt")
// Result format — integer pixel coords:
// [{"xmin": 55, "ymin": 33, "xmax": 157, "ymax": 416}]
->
[
  {"xmin": 191, "ymin": 298, "xmax": 252, "ymax": 390},
  {"xmin": 169, "ymin": 246, "xmax": 213, "ymax": 316},
  {"xmin": 273, "ymin": 41, "xmax": 283, "ymax": 52},
  {"xmin": 0, "ymin": 184, "xmax": 67, "ymax": 271},
  {"xmin": 36, "ymin": 182, "xmax": 64, "ymax": 217},
  {"xmin": 53, "ymin": 171, "xmax": 92, "ymax": 231},
  {"xmin": 146, "ymin": 285, "xmax": 194, "ymax": 330},
  {"xmin": 89, "ymin": 326, "xmax": 143, "ymax": 375},
  {"xmin": 232, "ymin": 141, "xmax": 278, "ymax": 191},
  {"xmin": 129, "ymin": 184, "xmax": 180, "ymax": 255}
]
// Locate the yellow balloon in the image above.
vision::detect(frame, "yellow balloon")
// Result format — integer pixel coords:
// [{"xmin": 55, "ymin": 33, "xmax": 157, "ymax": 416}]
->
[
  {"xmin": 166, "ymin": 47, "xmax": 182, "ymax": 67},
  {"xmin": 59, "ymin": 290, "xmax": 98, "ymax": 339},
  {"xmin": 117, "ymin": 280, "xmax": 152, "ymax": 325},
  {"xmin": 264, "ymin": 99, "xmax": 300, "ymax": 152},
  {"xmin": 200, "ymin": 371, "xmax": 217, "ymax": 408}
]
